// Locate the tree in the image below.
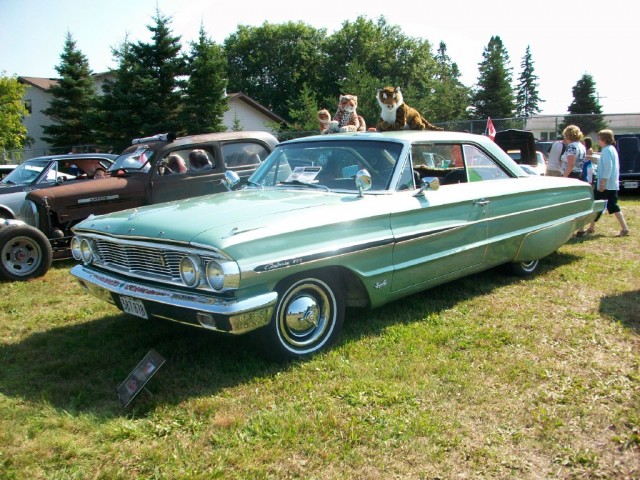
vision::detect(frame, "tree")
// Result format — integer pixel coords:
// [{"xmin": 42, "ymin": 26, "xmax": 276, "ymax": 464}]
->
[
  {"xmin": 94, "ymin": 38, "xmax": 148, "ymax": 152},
  {"xmin": 515, "ymin": 45, "xmax": 543, "ymax": 117},
  {"xmin": 0, "ymin": 74, "xmax": 30, "ymax": 158},
  {"xmin": 472, "ymin": 36, "xmax": 515, "ymax": 121},
  {"xmin": 286, "ymin": 83, "xmax": 321, "ymax": 132},
  {"xmin": 94, "ymin": 10, "xmax": 185, "ymax": 151},
  {"xmin": 558, "ymin": 74, "xmax": 607, "ymax": 136},
  {"xmin": 41, "ymin": 32, "xmax": 96, "ymax": 149},
  {"xmin": 225, "ymin": 22, "xmax": 326, "ymax": 120},
  {"xmin": 131, "ymin": 9, "xmax": 186, "ymax": 135},
  {"xmin": 337, "ymin": 62, "xmax": 381, "ymax": 127},
  {"xmin": 427, "ymin": 41, "xmax": 471, "ymax": 123},
  {"xmin": 181, "ymin": 24, "xmax": 228, "ymax": 135}
]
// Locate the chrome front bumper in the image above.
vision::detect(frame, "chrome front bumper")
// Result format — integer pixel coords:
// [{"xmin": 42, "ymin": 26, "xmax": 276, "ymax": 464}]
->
[{"xmin": 70, "ymin": 264, "xmax": 277, "ymax": 334}]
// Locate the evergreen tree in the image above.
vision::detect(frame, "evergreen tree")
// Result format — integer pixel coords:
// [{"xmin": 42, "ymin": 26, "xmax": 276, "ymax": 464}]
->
[
  {"xmin": 132, "ymin": 9, "xmax": 185, "ymax": 135},
  {"xmin": 181, "ymin": 24, "xmax": 228, "ymax": 135},
  {"xmin": 558, "ymin": 74, "xmax": 607, "ymax": 136},
  {"xmin": 472, "ymin": 36, "xmax": 515, "ymax": 122},
  {"xmin": 41, "ymin": 32, "xmax": 96, "ymax": 149},
  {"xmin": 231, "ymin": 110, "xmax": 243, "ymax": 131},
  {"xmin": 287, "ymin": 83, "xmax": 321, "ymax": 132},
  {"xmin": 94, "ymin": 38, "xmax": 148, "ymax": 152},
  {"xmin": 0, "ymin": 74, "xmax": 30, "ymax": 158},
  {"xmin": 429, "ymin": 41, "xmax": 471, "ymax": 123},
  {"xmin": 515, "ymin": 46, "xmax": 543, "ymax": 117}
]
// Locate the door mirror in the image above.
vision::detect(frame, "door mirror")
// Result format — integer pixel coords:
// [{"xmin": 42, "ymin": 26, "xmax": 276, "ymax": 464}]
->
[
  {"xmin": 414, "ymin": 176, "xmax": 440, "ymax": 196},
  {"xmin": 222, "ymin": 170, "xmax": 241, "ymax": 191},
  {"xmin": 355, "ymin": 169, "xmax": 372, "ymax": 197}
]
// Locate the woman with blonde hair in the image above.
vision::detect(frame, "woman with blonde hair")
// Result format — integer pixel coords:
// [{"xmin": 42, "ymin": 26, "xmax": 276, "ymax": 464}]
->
[
  {"xmin": 581, "ymin": 129, "xmax": 629, "ymax": 237},
  {"xmin": 560, "ymin": 125, "xmax": 586, "ymax": 179}
]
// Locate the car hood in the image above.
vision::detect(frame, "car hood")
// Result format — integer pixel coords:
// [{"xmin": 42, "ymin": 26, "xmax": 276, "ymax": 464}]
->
[{"xmin": 75, "ymin": 188, "xmax": 386, "ymax": 251}]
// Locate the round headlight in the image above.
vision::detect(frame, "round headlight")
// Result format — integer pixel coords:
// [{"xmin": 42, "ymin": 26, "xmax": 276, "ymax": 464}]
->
[
  {"xmin": 179, "ymin": 255, "xmax": 201, "ymax": 287},
  {"xmin": 80, "ymin": 238, "xmax": 93, "ymax": 263},
  {"xmin": 206, "ymin": 260, "xmax": 225, "ymax": 290},
  {"xmin": 71, "ymin": 236, "xmax": 82, "ymax": 261}
]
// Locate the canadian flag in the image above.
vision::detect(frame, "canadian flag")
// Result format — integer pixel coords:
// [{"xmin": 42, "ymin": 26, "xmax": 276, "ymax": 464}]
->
[{"xmin": 486, "ymin": 117, "xmax": 496, "ymax": 141}]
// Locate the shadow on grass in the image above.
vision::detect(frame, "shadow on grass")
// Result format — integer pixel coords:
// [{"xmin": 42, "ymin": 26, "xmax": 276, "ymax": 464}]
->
[
  {"xmin": 341, "ymin": 250, "xmax": 582, "ymax": 342},
  {"xmin": 0, "ymin": 251, "xmax": 581, "ymax": 417},
  {"xmin": 599, "ymin": 289, "xmax": 640, "ymax": 332}
]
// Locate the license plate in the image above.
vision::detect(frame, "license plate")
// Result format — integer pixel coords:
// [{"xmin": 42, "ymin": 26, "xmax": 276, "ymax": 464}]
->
[
  {"xmin": 120, "ymin": 296, "xmax": 148, "ymax": 319},
  {"xmin": 622, "ymin": 181, "xmax": 638, "ymax": 189}
]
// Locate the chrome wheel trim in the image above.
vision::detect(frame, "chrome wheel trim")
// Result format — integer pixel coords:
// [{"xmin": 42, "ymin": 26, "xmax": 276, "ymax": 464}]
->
[
  {"xmin": 1, "ymin": 235, "xmax": 43, "ymax": 277},
  {"xmin": 520, "ymin": 259, "xmax": 539, "ymax": 273},
  {"xmin": 277, "ymin": 279, "xmax": 336, "ymax": 353}
]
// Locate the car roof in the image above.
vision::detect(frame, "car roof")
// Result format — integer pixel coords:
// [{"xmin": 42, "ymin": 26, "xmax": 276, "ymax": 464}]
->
[
  {"xmin": 122, "ymin": 131, "xmax": 279, "ymax": 154},
  {"xmin": 25, "ymin": 153, "xmax": 118, "ymax": 162},
  {"xmin": 280, "ymin": 130, "xmax": 493, "ymax": 146}
]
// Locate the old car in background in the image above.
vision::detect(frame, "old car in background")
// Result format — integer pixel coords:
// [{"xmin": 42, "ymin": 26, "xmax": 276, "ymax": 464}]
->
[
  {"xmin": 70, "ymin": 130, "xmax": 605, "ymax": 360},
  {"xmin": 0, "ymin": 153, "xmax": 116, "ymax": 221},
  {"xmin": 506, "ymin": 150, "xmax": 547, "ymax": 175},
  {"xmin": 494, "ymin": 129, "xmax": 547, "ymax": 174},
  {"xmin": 0, "ymin": 131, "xmax": 278, "ymax": 281},
  {"xmin": 0, "ymin": 164, "xmax": 18, "ymax": 180}
]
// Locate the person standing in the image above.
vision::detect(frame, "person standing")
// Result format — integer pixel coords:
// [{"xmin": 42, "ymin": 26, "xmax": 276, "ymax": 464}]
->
[
  {"xmin": 546, "ymin": 138, "xmax": 565, "ymax": 176},
  {"xmin": 583, "ymin": 129, "xmax": 630, "ymax": 237},
  {"xmin": 560, "ymin": 125, "xmax": 586, "ymax": 179}
]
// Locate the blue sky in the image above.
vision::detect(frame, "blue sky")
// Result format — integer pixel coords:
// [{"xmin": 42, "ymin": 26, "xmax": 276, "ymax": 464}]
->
[{"xmin": 2, "ymin": 0, "xmax": 639, "ymax": 115}]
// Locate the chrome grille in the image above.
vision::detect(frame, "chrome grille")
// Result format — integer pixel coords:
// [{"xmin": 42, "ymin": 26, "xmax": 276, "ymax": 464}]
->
[{"xmin": 91, "ymin": 237, "xmax": 215, "ymax": 284}]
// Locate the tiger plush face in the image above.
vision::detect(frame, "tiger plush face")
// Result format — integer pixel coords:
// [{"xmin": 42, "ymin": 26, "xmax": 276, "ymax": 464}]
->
[{"xmin": 377, "ymin": 86, "xmax": 404, "ymax": 112}]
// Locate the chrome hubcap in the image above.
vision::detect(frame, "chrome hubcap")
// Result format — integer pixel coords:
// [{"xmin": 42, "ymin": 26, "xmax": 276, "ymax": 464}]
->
[
  {"xmin": 279, "ymin": 281, "xmax": 333, "ymax": 350},
  {"xmin": 1, "ymin": 235, "xmax": 42, "ymax": 276}
]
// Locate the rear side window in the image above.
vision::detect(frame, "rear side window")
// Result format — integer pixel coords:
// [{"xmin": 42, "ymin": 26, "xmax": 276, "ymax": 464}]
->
[{"xmin": 222, "ymin": 142, "xmax": 270, "ymax": 168}]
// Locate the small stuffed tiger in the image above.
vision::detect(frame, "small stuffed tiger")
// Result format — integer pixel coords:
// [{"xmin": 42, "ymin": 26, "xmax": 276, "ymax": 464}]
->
[
  {"xmin": 318, "ymin": 95, "xmax": 366, "ymax": 134},
  {"xmin": 376, "ymin": 86, "xmax": 443, "ymax": 131}
]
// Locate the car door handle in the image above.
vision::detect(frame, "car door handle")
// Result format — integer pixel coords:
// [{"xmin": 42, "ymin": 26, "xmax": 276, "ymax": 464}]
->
[{"xmin": 473, "ymin": 199, "xmax": 490, "ymax": 206}]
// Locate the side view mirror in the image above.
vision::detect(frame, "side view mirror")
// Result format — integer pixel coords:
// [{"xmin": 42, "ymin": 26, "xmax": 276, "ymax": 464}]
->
[
  {"xmin": 414, "ymin": 176, "xmax": 440, "ymax": 197},
  {"xmin": 222, "ymin": 170, "xmax": 241, "ymax": 191},
  {"xmin": 355, "ymin": 169, "xmax": 372, "ymax": 197}
]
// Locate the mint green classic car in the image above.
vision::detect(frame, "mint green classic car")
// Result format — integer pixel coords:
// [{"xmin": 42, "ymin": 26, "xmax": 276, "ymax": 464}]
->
[{"xmin": 70, "ymin": 131, "xmax": 605, "ymax": 359}]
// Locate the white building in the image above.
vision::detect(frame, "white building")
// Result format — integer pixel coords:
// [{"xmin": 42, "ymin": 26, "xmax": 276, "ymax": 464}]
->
[{"xmin": 17, "ymin": 75, "xmax": 285, "ymax": 160}]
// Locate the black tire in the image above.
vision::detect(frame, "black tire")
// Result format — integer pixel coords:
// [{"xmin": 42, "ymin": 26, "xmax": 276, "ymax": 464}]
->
[
  {"xmin": 0, "ymin": 225, "xmax": 53, "ymax": 281},
  {"xmin": 258, "ymin": 272, "xmax": 345, "ymax": 360},
  {"xmin": 506, "ymin": 259, "xmax": 540, "ymax": 277}
]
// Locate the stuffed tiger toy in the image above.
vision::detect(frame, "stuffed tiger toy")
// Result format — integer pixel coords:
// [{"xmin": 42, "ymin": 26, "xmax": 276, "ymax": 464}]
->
[
  {"xmin": 318, "ymin": 94, "xmax": 366, "ymax": 133},
  {"xmin": 376, "ymin": 86, "xmax": 443, "ymax": 131}
]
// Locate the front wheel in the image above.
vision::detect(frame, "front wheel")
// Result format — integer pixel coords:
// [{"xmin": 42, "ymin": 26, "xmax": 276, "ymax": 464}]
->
[
  {"xmin": 0, "ymin": 225, "xmax": 52, "ymax": 281},
  {"xmin": 258, "ymin": 272, "xmax": 345, "ymax": 360},
  {"xmin": 506, "ymin": 259, "xmax": 540, "ymax": 277}
]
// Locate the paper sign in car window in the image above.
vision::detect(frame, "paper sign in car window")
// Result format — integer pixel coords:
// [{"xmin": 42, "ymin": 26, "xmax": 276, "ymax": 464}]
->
[{"xmin": 286, "ymin": 166, "xmax": 322, "ymax": 183}]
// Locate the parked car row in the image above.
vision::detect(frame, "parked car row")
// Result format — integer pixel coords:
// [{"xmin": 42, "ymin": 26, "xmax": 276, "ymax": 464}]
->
[
  {"xmin": 69, "ymin": 131, "xmax": 605, "ymax": 359},
  {"xmin": 0, "ymin": 131, "xmax": 278, "ymax": 280}
]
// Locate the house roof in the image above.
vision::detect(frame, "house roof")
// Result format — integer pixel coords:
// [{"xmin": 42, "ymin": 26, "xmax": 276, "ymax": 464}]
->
[
  {"xmin": 227, "ymin": 92, "xmax": 286, "ymax": 124},
  {"xmin": 19, "ymin": 76, "xmax": 58, "ymax": 90},
  {"xmin": 17, "ymin": 76, "xmax": 286, "ymax": 124}
]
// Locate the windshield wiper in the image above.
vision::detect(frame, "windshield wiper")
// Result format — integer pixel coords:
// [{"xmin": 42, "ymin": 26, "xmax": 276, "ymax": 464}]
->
[{"xmin": 278, "ymin": 180, "xmax": 330, "ymax": 191}]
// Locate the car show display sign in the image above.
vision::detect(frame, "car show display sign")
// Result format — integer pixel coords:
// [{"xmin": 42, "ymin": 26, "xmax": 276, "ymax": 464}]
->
[{"xmin": 117, "ymin": 349, "xmax": 165, "ymax": 407}]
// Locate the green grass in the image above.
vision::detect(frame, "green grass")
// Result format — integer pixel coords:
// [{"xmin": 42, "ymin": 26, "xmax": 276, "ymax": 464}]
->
[{"xmin": 1, "ymin": 196, "xmax": 638, "ymax": 479}]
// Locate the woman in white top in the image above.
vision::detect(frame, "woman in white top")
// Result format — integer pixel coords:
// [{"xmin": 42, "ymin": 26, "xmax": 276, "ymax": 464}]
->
[{"xmin": 560, "ymin": 125, "xmax": 586, "ymax": 179}]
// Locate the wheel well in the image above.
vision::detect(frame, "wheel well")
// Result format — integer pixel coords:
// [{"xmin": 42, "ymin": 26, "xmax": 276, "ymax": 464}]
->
[
  {"xmin": 0, "ymin": 207, "xmax": 14, "ymax": 219},
  {"xmin": 289, "ymin": 266, "xmax": 369, "ymax": 308}
]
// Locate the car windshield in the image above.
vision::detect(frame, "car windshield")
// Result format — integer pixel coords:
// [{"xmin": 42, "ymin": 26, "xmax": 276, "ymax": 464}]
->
[
  {"xmin": 108, "ymin": 146, "xmax": 153, "ymax": 172},
  {"xmin": 247, "ymin": 139, "xmax": 403, "ymax": 192},
  {"xmin": 1, "ymin": 159, "xmax": 51, "ymax": 185}
]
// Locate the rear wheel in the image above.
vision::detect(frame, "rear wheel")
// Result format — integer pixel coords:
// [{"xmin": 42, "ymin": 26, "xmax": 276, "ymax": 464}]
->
[
  {"xmin": 0, "ymin": 225, "xmax": 52, "ymax": 281},
  {"xmin": 507, "ymin": 259, "xmax": 540, "ymax": 277},
  {"xmin": 258, "ymin": 272, "xmax": 345, "ymax": 360}
]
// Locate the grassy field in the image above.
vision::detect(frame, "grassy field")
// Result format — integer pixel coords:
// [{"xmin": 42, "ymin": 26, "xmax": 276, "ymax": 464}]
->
[{"xmin": 0, "ymin": 196, "xmax": 638, "ymax": 479}]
